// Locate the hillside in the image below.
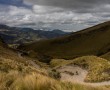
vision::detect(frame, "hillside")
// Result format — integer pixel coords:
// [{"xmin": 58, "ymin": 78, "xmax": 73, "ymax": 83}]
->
[
  {"xmin": 18, "ymin": 21, "xmax": 110, "ymax": 60},
  {"xmin": 1, "ymin": 37, "xmax": 109, "ymax": 90},
  {"xmin": 50, "ymin": 56, "xmax": 110, "ymax": 83},
  {"xmin": 0, "ymin": 24, "xmax": 69, "ymax": 45}
]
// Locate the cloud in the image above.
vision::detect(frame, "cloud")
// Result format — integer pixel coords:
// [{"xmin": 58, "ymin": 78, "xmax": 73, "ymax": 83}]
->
[
  {"xmin": 0, "ymin": 4, "xmax": 108, "ymax": 31},
  {"xmin": 23, "ymin": 0, "xmax": 110, "ymax": 31},
  {"xmin": 0, "ymin": 0, "xmax": 110, "ymax": 31},
  {"xmin": 24, "ymin": 0, "xmax": 110, "ymax": 12},
  {"xmin": 33, "ymin": 5, "xmax": 64, "ymax": 14},
  {"xmin": 0, "ymin": 6, "xmax": 33, "ymax": 25}
]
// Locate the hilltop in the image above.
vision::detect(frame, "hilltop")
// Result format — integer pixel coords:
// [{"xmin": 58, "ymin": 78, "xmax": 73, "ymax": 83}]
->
[{"xmin": 18, "ymin": 21, "xmax": 110, "ymax": 60}]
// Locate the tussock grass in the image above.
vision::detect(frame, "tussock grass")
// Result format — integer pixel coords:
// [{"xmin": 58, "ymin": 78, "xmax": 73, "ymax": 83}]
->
[
  {"xmin": 0, "ymin": 38, "xmax": 110, "ymax": 90},
  {"xmin": 11, "ymin": 73, "xmax": 110, "ymax": 90},
  {"xmin": 73, "ymin": 56, "xmax": 110, "ymax": 82},
  {"xmin": 50, "ymin": 56, "xmax": 110, "ymax": 82},
  {"xmin": 0, "ymin": 71, "xmax": 109, "ymax": 90},
  {"xmin": 0, "ymin": 57, "xmax": 32, "ymax": 73},
  {"xmin": 50, "ymin": 59, "xmax": 73, "ymax": 67},
  {"xmin": 0, "ymin": 48, "xmax": 109, "ymax": 90}
]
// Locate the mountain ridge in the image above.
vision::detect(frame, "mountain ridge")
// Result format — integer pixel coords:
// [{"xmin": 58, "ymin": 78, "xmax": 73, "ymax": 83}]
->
[
  {"xmin": 18, "ymin": 21, "xmax": 110, "ymax": 60},
  {"xmin": 0, "ymin": 24, "xmax": 70, "ymax": 45}
]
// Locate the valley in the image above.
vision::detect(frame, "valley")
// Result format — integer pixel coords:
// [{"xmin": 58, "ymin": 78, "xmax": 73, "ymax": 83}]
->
[
  {"xmin": 0, "ymin": 0, "xmax": 110, "ymax": 89},
  {"xmin": 18, "ymin": 21, "xmax": 110, "ymax": 60},
  {"xmin": 0, "ymin": 21, "xmax": 110, "ymax": 90}
]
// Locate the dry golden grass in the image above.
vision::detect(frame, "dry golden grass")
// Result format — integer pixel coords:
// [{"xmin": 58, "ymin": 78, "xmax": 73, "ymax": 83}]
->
[
  {"xmin": 50, "ymin": 59, "xmax": 73, "ymax": 67},
  {"xmin": 0, "ymin": 41, "xmax": 110, "ymax": 90},
  {"xmin": 50, "ymin": 56, "xmax": 110, "ymax": 82},
  {"xmin": 0, "ymin": 71, "xmax": 109, "ymax": 90},
  {"xmin": 73, "ymin": 56, "xmax": 110, "ymax": 82}
]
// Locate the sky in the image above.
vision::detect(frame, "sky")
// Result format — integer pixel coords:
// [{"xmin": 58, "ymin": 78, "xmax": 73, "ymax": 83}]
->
[{"xmin": 0, "ymin": 0, "xmax": 110, "ymax": 31}]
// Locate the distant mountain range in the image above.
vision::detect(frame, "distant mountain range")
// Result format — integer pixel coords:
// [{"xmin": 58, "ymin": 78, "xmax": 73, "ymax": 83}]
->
[{"xmin": 0, "ymin": 24, "xmax": 70, "ymax": 45}]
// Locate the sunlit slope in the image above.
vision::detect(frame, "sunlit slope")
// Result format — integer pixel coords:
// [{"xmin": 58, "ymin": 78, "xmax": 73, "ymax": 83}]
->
[
  {"xmin": 50, "ymin": 56, "xmax": 110, "ymax": 82},
  {"xmin": 0, "ymin": 36, "xmax": 110, "ymax": 90},
  {"xmin": 19, "ymin": 21, "xmax": 110, "ymax": 59}
]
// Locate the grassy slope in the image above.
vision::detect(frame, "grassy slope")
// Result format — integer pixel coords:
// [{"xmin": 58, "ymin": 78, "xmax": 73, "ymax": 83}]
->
[
  {"xmin": 50, "ymin": 56, "xmax": 110, "ymax": 82},
  {"xmin": 1, "ymin": 71, "xmax": 109, "ymax": 90},
  {"xmin": 0, "ymin": 37, "xmax": 110, "ymax": 90},
  {"xmin": 19, "ymin": 21, "xmax": 110, "ymax": 59}
]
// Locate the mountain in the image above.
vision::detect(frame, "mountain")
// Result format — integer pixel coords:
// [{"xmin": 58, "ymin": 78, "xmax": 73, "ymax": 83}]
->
[
  {"xmin": 0, "ymin": 24, "xmax": 110, "ymax": 90},
  {"xmin": 18, "ymin": 21, "xmax": 110, "ymax": 60},
  {"xmin": 0, "ymin": 25, "xmax": 69, "ymax": 45}
]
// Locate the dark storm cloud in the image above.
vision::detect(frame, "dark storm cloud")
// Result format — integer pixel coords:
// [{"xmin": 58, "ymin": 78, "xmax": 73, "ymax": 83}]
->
[
  {"xmin": 0, "ymin": 0, "xmax": 109, "ymax": 31},
  {"xmin": 24, "ymin": 0, "xmax": 110, "ymax": 13},
  {"xmin": 24, "ymin": 0, "xmax": 110, "ymax": 27}
]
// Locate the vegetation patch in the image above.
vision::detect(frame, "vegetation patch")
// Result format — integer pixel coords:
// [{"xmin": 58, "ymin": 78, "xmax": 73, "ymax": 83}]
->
[{"xmin": 50, "ymin": 56, "xmax": 110, "ymax": 82}]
